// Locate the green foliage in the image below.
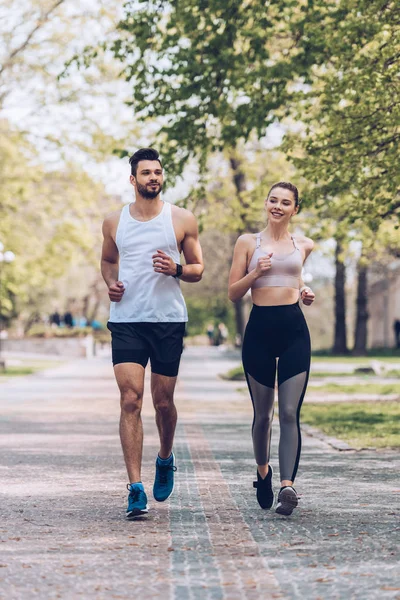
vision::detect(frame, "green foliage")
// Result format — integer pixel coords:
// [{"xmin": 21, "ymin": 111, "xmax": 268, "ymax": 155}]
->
[
  {"xmin": 110, "ymin": 0, "xmax": 310, "ymax": 179},
  {"xmin": 0, "ymin": 122, "xmax": 117, "ymax": 326},
  {"xmin": 109, "ymin": 0, "xmax": 398, "ymax": 225},
  {"xmin": 185, "ymin": 296, "xmax": 235, "ymax": 337},
  {"xmin": 285, "ymin": 0, "xmax": 400, "ymax": 225}
]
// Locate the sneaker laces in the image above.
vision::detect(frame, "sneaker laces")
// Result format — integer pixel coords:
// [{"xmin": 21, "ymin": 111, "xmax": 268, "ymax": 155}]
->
[
  {"xmin": 157, "ymin": 463, "xmax": 177, "ymax": 485},
  {"xmin": 126, "ymin": 484, "xmax": 142, "ymax": 501}
]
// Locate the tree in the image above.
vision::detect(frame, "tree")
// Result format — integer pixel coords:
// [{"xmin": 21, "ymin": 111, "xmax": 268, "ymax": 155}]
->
[
  {"xmin": 0, "ymin": 120, "xmax": 119, "ymax": 328},
  {"xmin": 0, "ymin": 1, "xmax": 137, "ymax": 329},
  {"xmin": 107, "ymin": 0, "xmax": 399, "ymax": 347},
  {"xmin": 286, "ymin": 0, "xmax": 400, "ymax": 225},
  {"xmin": 107, "ymin": 0, "xmax": 319, "ymax": 340}
]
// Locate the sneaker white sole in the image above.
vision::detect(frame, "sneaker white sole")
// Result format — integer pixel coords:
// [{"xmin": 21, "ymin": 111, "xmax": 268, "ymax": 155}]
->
[
  {"xmin": 275, "ymin": 488, "xmax": 298, "ymax": 516},
  {"xmin": 126, "ymin": 504, "xmax": 149, "ymax": 519}
]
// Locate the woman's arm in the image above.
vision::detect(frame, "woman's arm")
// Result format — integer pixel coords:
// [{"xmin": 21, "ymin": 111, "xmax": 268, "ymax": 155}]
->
[
  {"xmin": 299, "ymin": 237, "xmax": 315, "ymax": 306},
  {"xmin": 228, "ymin": 236, "xmax": 272, "ymax": 302}
]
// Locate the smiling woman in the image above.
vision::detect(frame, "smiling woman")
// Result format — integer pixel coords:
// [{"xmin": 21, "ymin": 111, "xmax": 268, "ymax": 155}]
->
[{"xmin": 228, "ymin": 181, "xmax": 316, "ymax": 516}]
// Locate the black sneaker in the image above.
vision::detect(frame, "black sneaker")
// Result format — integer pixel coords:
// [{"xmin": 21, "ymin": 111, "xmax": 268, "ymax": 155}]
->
[
  {"xmin": 275, "ymin": 486, "xmax": 298, "ymax": 516},
  {"xmin": 253, "ymin": 466, "xmax": 274, "ymax": 509}
]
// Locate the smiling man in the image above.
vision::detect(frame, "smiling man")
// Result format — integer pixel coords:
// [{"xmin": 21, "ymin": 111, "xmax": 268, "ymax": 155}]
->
[{"xmin": 101, "ymin": 148, "xmax": 204, "ymax": 519}]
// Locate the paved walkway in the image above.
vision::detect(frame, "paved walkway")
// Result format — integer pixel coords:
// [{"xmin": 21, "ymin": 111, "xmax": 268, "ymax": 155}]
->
[{"xmin": 0, "ymin": 347, "xmax": 399, "ymax": 599}]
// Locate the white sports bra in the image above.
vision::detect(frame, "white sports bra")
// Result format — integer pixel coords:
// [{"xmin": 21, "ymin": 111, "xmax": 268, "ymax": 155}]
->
[{"xmin": 248, "ymin": 233, "xmax": 303, "ymax": 289}]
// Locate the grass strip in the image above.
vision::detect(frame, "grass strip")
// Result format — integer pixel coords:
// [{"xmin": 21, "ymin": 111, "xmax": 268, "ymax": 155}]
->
[
  {"xmin": 0, "ymin": 360, "xmax": 64, "ymax": 378},
  {"xmin": 311, "ymin": 355, "xmax": 400, "ymax": 364},
  {"xmin": 308, "ymin": 383, "xmax": 400, "ymax": 395},
  {"xmin": 302, "ymin": 401, "xmax": 400, "ymax": 449},
  {"xmin": 0, "ymin": 366, "xmax": 35, "ymax": 376}
]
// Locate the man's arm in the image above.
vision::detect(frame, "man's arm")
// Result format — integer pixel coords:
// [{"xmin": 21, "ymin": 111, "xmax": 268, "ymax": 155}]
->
[
  {"xmin": 179, "ymin": 211, "xmax": 204, "ymax": 283},
  {"xmin": 101, "ymin": 215, "xmax": 125, "ymax": 302},
  {"xmin": 152, "ymin": 210, "xmax": 204, "ymax": 282}
]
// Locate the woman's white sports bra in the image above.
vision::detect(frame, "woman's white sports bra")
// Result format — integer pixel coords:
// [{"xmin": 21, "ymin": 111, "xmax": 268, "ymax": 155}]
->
[{"xmin": 248, "ymin": 233, "xmax": 303, "ymax": 289}]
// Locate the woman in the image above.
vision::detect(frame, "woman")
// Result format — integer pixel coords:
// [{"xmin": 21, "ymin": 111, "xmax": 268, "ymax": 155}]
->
[{"xmin": 228, "ymin": 182, "xmax": 315, "ymax": 516}]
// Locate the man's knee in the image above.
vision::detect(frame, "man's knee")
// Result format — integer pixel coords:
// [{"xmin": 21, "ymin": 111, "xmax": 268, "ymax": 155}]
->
[
  {"xmin": 120, "ymin": 388, "xmax": 143, "ymax": 413},
  {"xmin": 153, "ymin": 392, "xmax": 174, "ymax": 413}
]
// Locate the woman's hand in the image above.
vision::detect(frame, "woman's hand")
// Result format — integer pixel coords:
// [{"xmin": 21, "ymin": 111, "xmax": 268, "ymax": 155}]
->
[
  {"xmin": 300, "ymin": 287, "xmax": 315, "ymax": 306},
  {"xmin": 255, "ymin": 253, "xmax": 273, "ymax": 278}
]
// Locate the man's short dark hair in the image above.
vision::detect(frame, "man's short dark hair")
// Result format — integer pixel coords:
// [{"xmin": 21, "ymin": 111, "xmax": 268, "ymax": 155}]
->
[{"xmin": 129, "ymin": 148, "xmax": 163, "ymax": 177}]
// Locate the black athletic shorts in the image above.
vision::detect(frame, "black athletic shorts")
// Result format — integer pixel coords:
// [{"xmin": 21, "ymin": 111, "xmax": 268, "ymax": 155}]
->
[{"xmin": 107, "ymin": 321, "xmax": 186, "ymax": 377}]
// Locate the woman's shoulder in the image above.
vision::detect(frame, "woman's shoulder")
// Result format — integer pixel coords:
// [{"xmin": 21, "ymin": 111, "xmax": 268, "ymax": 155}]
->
[
  {"xmin": 236, "ymin": 232, "xmax": 258, "ymax": 244},
  {"xmin": 293, "ymin": 233, "xmax": 314, "ymax": 251},
  {"xmin": 235, "ymin": 233, "xmax": 256, "ymax": 255}
]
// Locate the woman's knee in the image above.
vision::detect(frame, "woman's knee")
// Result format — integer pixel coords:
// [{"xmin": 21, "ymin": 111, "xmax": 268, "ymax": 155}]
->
[
  {"xmin": 254, "ymin": 413, "xmax": 273, "ymax": 431},
  {"xmin": 279, "ymin": 406, "xmax": 297, "ymax": 425}
]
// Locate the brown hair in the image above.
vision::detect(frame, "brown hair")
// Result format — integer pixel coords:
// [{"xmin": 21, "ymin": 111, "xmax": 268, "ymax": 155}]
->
[
  {"xmin": 267, "ymin": 182, "xmax": 300, "ymax": 207},
  {"xmin": 129, "ymin": 148, "xmax": 162, "ymax": 177}
]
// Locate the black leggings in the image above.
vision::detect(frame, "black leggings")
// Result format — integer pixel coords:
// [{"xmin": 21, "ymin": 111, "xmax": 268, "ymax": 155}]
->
[{"xmin": 242, "ymin": 302, "xmax": 311, "ymax": 482}]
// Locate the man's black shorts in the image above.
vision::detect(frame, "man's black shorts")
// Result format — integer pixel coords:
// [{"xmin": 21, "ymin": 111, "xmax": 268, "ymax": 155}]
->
[{"xmin": 107, "ymin": 321, "xmax": 186, "ymax": 377}]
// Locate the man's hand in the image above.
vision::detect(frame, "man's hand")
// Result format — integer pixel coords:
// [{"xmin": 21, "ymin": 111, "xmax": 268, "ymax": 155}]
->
[
  {"xmin": 152, "ymin": 250, "xmax": 177, "ymax": 276},
  {"xmin": 108, "ymin": 281, "xmax": 125, "ymax": 302},
  {"xmin": 300, "ymin": 287, "xmax": 315, "ymax": 306}
]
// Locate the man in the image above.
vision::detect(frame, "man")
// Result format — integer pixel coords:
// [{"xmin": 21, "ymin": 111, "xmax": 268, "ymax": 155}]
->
[{"xmin": 101, "ymin": 148, "xmax": 203, "ymax": 519}]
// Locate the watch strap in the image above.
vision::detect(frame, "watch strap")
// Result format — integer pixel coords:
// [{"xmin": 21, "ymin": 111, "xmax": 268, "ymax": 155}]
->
[{"xmin": 174, "ymin": 263, "xmax": 183, "ymax": 278}]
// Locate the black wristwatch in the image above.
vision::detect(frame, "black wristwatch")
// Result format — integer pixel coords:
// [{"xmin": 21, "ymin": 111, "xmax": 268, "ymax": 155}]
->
[{"xmin": 174, "ymin": 263, "xmax": 183, "ymax": 278}]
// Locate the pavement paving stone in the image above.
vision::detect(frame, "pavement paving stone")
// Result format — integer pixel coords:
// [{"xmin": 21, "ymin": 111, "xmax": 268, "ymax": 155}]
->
[{"xmin": 0, "ymin": 347, "xmax": 399, "ymax": 600}]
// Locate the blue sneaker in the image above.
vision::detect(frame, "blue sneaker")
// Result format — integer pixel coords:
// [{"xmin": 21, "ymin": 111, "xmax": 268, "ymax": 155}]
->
[
  {"xmin": 153, "ymin": 452, "xmax": 177, "ymax": 502},
  {"xmin": 126, "ymin": 483, "xmax": 149, "ymax": 519}
]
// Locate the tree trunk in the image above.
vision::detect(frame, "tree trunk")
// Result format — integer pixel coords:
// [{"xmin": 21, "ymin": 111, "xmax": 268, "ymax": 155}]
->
[
  {"xmin": 353, "ymin": 258, "xmax": 368, "ymax": 356},
  {"xmin": 333, "ymin": 239, "xmax": 348, "ymax": 354},
  {"xmin": 228, "ymin": 151, "xmax": 249, "ymax": 346}
]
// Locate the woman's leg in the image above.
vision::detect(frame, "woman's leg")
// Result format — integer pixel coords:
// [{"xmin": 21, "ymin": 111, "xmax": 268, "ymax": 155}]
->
[
  {"xmin": 277, "ymin": 316, "xmax": 311, "ymax": 486},
  {"xmin": 242, "ymin": 314, "xmax": 277, "ymax": 474}
]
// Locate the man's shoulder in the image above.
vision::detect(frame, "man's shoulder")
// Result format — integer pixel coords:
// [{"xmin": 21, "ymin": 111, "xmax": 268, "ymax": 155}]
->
[
  {"xmin": 103, "ymin": 209, "xmax": 122, "ymax": 225},
  {"xmin": 102, "ymin": 209, "xmax": 123, "ymax": 234},
  {"xmin": 170, "ymin": 203, "xmax": 197, "ymax": 227}
]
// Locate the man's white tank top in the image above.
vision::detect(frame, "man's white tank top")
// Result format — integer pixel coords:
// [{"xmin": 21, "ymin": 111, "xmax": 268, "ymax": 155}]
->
[{"xmin": 109, "ymin": 201, "xmax": 188, "ymax": 323}]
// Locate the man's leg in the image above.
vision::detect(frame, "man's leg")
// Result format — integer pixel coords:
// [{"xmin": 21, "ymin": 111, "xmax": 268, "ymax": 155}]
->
[
  {"xmin": 114, "ymin": 363, "xmax": 146, "ymax": 483},
  {"xmin": 151, "ymin": 372, "xmax": 178, "ymax": 502},
  {"xmin": 151, "ymin": 373, "xmax": 178, "ymax": 459}
]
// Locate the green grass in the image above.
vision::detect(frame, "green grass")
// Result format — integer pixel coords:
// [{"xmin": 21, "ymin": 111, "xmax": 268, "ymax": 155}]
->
[
  {"xmin": 0, "ymin": 360, "xmax": 64, "ymax": 378},
  {"xmin": 309, "ymin": 383, "xmax": 400, "ymax": 395},
  {"xmin": 311, "ymin": 355, "xmax": 400, "ymax": 364},
  {"xmin": 0, "ymin": 366, "xmax": 35, "ymax": 376},
  {"xmin": 311, "ymin": 371, "xmax": 359, "ymax": 378},
  {"xmin": 220, "ymin": 366, "xmax": 246, "ymax": 381},
  {"xmin": 302, "ymin": 401, "xmax": 400, "ymax": 448},
  {"xmin": 221, "ymin": 364, "xmax": 400, "ymax": 383}
]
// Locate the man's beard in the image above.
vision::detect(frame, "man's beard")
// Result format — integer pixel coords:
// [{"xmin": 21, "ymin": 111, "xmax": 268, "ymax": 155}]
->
[{"xmin": 136, "ymin": 181, "xmax": 161, "ymax": 199}]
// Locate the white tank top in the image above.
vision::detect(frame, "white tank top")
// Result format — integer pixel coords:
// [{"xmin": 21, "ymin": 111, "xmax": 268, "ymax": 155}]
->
[{"xmin": 109, "ymin": 201, "xmax": 188, "ymax": 323}]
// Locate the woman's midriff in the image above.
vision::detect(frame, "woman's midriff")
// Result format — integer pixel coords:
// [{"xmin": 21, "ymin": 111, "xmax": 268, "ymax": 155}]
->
[{"xmin": 251, "ymin": 286, "xmax": 299, "ymax": 306}]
